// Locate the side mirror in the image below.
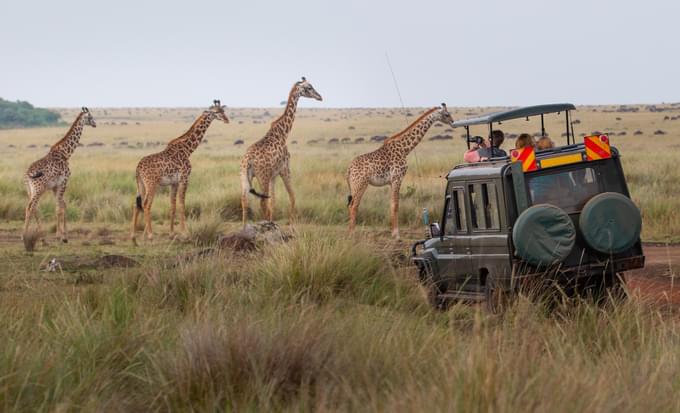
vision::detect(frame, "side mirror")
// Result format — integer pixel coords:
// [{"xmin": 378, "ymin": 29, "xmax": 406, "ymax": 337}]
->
[{"xmin": 430, "ymin": 223, "xmax": 441, "ymax": 238}]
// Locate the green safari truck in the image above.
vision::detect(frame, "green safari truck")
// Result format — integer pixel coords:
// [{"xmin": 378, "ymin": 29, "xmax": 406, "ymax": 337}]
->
[{"xmin": 412, "ymin": 104, "xmax": 645, "ymax": 311}]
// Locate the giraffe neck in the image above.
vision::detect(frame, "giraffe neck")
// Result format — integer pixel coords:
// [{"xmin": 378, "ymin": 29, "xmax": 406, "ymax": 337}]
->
[
  {"xmin": 269, "ymin": 87, "xmax": 301, "ymax": 142},
  {"xmin": 385, "ymin": 108, "xmax": 439, "ymax": 156},
  {"xmin": 50, "ymin": 113, "xmax": 85, "ymax": 159},
  {"xmin": 168, "ymin": 112, "xmax": 216, "ymax": 157}
]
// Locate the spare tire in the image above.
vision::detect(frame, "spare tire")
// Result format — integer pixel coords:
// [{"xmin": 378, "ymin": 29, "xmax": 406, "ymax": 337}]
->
[
  {"xmin": 579, "ymin": 192, "xmax": 641, "ymax": 254},
  {"xmin": 513, "ymin": 204, "xmax": 576, "ymax": 266}
]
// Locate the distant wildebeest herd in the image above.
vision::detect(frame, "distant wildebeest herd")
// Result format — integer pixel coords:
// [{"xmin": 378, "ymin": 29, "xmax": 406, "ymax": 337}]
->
[{"xmin": 22, "ymin": 77, "xmax": 456, "ymax": 245}]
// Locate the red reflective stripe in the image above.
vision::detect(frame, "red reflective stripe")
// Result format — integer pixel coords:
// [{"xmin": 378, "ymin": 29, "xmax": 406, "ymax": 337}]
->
[{"xmin": 585, "ymin": 137, "xmax": 610, "ymax": 159}]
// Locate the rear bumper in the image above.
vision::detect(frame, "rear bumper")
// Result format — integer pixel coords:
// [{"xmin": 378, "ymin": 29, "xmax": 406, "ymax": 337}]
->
[{"xmin": 514, "ymin": 255, "xmax": 645, "ymax": 280}]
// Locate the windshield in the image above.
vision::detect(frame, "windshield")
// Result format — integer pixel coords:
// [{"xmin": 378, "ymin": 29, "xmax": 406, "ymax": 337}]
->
[{"xmin": 527, "ymin": 167, "xmax": 599, "ymax": 213}]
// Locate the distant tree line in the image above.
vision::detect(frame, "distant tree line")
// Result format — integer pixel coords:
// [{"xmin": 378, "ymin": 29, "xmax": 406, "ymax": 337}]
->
[{"xmin": 0, "ymin": 98, "xmax": 61, "ymax": 128}]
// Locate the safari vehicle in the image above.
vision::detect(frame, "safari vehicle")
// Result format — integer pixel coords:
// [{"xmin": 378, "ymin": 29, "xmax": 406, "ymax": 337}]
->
[{"xmin": 412, "ymin": 104, "xmax": 645, "ymax": 311}]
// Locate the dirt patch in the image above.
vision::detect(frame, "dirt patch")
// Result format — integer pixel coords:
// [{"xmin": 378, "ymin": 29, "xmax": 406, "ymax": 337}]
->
[{"xmin": 628, "ymin": 245, "xmax": 680, "ymax": 305}]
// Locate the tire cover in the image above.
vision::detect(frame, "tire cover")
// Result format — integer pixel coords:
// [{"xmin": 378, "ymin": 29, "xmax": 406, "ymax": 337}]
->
[
  {"xmin": 513, "ymin": 204, "xmax": 576, "ymax": 266},
  {"xmin": 579, "ymin": 192, "xmax": 641, "ymax": 254}
]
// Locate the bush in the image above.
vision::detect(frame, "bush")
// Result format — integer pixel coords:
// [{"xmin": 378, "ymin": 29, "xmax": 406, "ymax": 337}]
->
[{"xmin": 0, "ymin": 98, "xmax": 61, "ymax": 128}]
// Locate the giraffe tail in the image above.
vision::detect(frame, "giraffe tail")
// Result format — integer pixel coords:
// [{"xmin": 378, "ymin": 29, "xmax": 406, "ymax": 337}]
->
[
  {"xmin": 241, "ymin": 162, "xmax": 269, "ymax": 199},
  {"xmin": 347, "ymin": 195, "xmax": 353, "ymax": 207},
  {"xmin": 134, "ymin": 173, "xmax": 144, "ymax": 211},
  {"xmin": 249, "ymin": 188, "xmax": 270, "ymax": 199}
]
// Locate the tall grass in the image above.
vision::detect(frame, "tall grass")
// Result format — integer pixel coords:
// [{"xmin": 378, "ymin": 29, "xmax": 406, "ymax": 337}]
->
[{"xmin": 1, "ymin": 232, "xmax": 680, "ymax": 411}]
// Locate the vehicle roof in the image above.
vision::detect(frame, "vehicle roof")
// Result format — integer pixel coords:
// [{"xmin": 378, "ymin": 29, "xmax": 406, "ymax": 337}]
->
[
  {"xmin": 447, "ymin": 143, "xmax": 618, "ymax": 180},
  {"xmin": 451, "ymin": 103, "xmax": 576, "ymax": 128}
]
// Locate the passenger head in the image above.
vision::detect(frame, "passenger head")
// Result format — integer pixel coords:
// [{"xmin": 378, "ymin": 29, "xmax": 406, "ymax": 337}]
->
[
  {"xmin": 536, "ymin": 136, "xmax": 555, "ymax": 150},
  {"xmin": 515, "ymin": 133, "xmax": 535, "ymax": 149},
  {"xmin": 490, "ymin": 130, "xmax": 505, "ymax": 147}
]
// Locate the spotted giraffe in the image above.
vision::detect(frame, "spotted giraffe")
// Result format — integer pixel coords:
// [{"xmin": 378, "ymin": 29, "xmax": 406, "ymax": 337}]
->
[
  {"xmin": 130, "ymin": 100, "xmax": 229, "ymax": 244},
  {"xmin": 346, "ymin": 104, "xmax": 455, "ymax": 238},
  {"xmin": 239, "ymin": 77, "xmax": 322, "ymax": 225},
  {"xmin": 23, "ymin": 107, "xmax": 96, "ymax": 243}
]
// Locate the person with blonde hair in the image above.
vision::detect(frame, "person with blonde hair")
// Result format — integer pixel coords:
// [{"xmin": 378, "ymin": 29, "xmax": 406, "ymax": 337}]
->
[
  {"xmin": 515, "ymin": 133, "xmax": 536, "ymax": 150},
  {"xmin": 536, "ymin": 136, "xmax": 555, "ymax": 150}
]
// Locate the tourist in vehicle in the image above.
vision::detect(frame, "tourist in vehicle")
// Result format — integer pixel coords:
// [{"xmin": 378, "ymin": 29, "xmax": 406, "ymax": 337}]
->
[
  {"xmin": 536, "ymin": 136, "xmax": 555, "ymax": 150},
  {"xmin": 515, "ymin": 133, "xmax": 536, "ymax": 149},
  {"xmin": 463, "ymin": 130, "xmax": 507, "ymax": 162}
]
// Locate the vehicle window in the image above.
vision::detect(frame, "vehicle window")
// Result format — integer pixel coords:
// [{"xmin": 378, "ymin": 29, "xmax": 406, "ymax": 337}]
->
[
  {"xmin": 527, "ymin": 167, "xmax": 599, "ymax": 212},
  {"xmin": 468, "ymin": 183, "xmax": 500, "ymax": 231},
  {"xmin": 445, "ymin": 188, "xmax": 467, "ymax": 235},
  {"xmin": 483, "ymin": 183, "xmax": 500, "ymax": 230}
]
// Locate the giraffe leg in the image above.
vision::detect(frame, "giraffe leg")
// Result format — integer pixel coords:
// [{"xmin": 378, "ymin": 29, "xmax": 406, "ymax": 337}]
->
[
  {"xmin": 256, "ymin": 175, "xmax": 272, "ymax": 221},
  {"xmin": 348, "ymin": 180, "xmax": 369, "ymax": 233},
  {"xmin": 177, "ymin": 179, "xmax": 189, "ymax": 233},
  {"xmin": 390, "ymin": 179, "xmax": 403, "ymax": 239},
  {"xmin": 241, "ymin": 184, "xmax": 249, "ymax": 227},
  {"xmin": 169, "ymin": 183, "xmax": 178, "ymax": 236},
  {"xmin": 56, "ymin": 183, "xmax": 69, "ymax": 242},
  {"xmin": 23, "ymin": 193, "xmax": 43, "ymax": 238},
  {"xmin": 267, "ymin": 178, "xmax": 276, "ymax": 222},
  {"xmin": 281, "ymin": 165, "xmax": 296, "ymax": 224},
  {"xmin": 143, "ymin": 185, "xmax": 158, "ymax": 241}
]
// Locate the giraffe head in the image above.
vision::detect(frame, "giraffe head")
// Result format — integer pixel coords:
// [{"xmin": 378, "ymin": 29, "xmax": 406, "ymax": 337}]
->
[
  {"xmin": 208, "ymin": 99, "xmax": 229, "ymax": 123},
  {"xmin": 432, "ymin": 103, "xmax": 454, "ymax": 126},
  {"xmin": 80, "ymin": 107, "xmax": 96, "ymax": 128},
  {"xmin": 296, "ymin": 77, "xmax": 323, "ymax": 101}
]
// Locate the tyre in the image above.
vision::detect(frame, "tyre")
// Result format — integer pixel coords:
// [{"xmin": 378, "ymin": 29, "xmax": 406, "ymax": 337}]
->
[
  {"xmin": 579, "ymin": 192, "xmax": 641, "ymax": 254},
  {"xmin": 512, "ymin": 204, "xmax": 576, "ymax": 266},
  {"xmin": 485, "ymin": 274, "xmax": 511, "ymax": 314}
]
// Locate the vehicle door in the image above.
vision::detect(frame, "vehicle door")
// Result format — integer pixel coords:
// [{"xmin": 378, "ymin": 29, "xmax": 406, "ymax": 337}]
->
[
  {"xmin": 466, "ymin": 180, "xmax": 511, "ymax": 289},
  {"xmin": 436, "ymin": 184, "xmax": 474, "ymax": 289}
]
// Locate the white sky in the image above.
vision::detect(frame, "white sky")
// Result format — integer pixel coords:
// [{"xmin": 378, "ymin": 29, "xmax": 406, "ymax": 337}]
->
[{"xmin": 1, "ymin": 0, "xmax": 678, "ymax": 108}]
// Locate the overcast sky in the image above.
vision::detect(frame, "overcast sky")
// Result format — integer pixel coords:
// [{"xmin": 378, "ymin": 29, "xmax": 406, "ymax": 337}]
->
[{"xmin": 1, "ymin": 0, "xmax": 678, "ymax": 108}]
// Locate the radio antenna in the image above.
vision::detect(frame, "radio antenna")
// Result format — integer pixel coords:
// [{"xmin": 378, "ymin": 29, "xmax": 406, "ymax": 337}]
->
[
  {"xmin": 385, "ymin": 52, "xmax": 423, "ymax": 180},
  {"xmin": 385, "ymin": 52, "xmax": 407, "ymax": 124}
]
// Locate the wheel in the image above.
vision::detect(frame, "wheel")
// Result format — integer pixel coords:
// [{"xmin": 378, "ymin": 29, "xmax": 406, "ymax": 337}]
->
[
  {"xmin": 418, "ymin": 265, "xmax": 450, "ymax": 310},
  {"xmin": 485, "ymin": 274, "xmax": 511, "ymax": 314}
]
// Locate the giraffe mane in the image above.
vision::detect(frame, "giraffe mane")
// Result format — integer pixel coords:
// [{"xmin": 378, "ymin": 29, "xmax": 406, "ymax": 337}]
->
[
  {"xmin": 167, "ymin": 111, "xmax": 208, "ymax": 145},
  {"xmin": 382, "ymin": 107, "xmax": 438, "ymax": 145},
  {"xmin": 50, "ymin": 112, "xmax": 86, "ymax": 150},
  {"xmin": 269, "ymin": 82, "xmax": 300, "ymax": 128}
]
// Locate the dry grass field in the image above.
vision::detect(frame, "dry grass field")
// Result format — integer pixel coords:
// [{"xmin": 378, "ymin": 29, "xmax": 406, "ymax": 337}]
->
[{"xmin": 1, "ymin": 104, "xmax": 680, "ymax": 411}]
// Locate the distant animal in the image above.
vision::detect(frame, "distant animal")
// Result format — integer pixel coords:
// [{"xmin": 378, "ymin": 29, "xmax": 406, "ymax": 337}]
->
[
  {"xmin": 346, "ymin": 104, "xmax": 455, "ymax": 238},
  {"xmin": 23, "ymin": 107, "xmax": 97, "ymax": 242},
  {"xmin": 130, "ymin": 101, "xmax": 229, "ymax": 244},
  {"xmin": 239, "ymin": 77, "xmax": 322, "ymax": 225},
  {"xmin": 234, "ymin": 139, "xmax": 244, "ymax": 145}
]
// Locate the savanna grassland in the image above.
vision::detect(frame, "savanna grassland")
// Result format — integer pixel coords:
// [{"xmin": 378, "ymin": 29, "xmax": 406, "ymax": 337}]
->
[{"xmin": 1, "ymin": 104, "xmax": 680, "ymax": 411}]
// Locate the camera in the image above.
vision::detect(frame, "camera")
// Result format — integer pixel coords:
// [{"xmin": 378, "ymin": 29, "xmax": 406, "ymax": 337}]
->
[{"xmin": 466, "ymin": 136, "xmax": 485, "ymax": 145}]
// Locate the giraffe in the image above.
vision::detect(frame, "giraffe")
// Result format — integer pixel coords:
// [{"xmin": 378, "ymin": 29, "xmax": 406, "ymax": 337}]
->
[
  {"xmin": 346, "ymin": 104, "xmax": 455, "ymax": 238},
  {"xmin": 239, "ymin": 77, "xmax": 322, "ymax": 225},
  {"xmin": 23, "ymin": 107, "xmax": 97, "ymax": 243},
  {"xmin": 130, "ymin": 100, "xmax": 229, "ymax": 244}
]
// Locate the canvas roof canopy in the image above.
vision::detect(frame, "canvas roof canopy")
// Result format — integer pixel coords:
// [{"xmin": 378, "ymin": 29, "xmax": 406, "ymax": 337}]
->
[{"xmin": 452, "ymin": 103, "xmax": 576, "ymax": 128}]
